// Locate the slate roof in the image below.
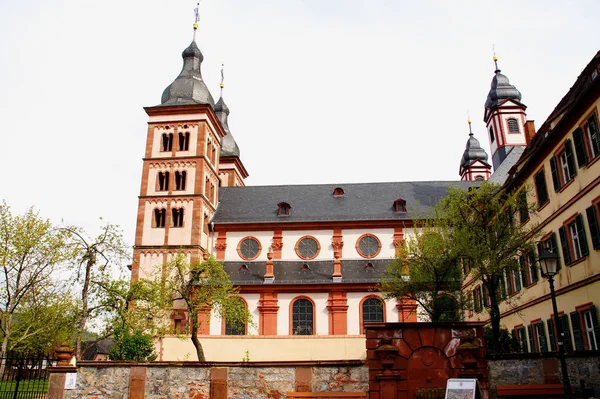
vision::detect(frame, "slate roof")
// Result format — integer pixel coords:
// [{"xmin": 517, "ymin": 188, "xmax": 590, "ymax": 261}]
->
[
  {"xmin": 488, "ymin": 146, "xmax": 525, "ymax": 185},
  {"xmin": 223, "ymin": 259, "xmax": 391, "ymax": 285},
  {"xmin": 212, "ymin": 181, "xmax": 477, "ymax": 224}
]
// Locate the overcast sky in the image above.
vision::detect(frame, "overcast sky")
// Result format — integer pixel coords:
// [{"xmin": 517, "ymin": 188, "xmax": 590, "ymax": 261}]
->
[{"xmin": 1, "ymin": 0, "xmax": 599, "ymax": 249}]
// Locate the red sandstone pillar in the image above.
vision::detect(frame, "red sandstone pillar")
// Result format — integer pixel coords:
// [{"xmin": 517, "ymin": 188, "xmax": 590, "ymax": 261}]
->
[
  {"xmin": 327, "ymin": 291, "xmax": 348, "ymax": 335},
  {"xmin": 258, "ymin": 291, "xmax": 279, "ymax": 335}
]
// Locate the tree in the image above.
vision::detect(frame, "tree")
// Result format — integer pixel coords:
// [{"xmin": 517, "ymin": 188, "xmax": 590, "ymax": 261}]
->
[
  {"xmin": 162, "ymin": 255, "xmax": 249, "ymax": 361},
  {"xmin": 440, "ymin": 181, "xmax": 538, "ymax": 353},
  {"xmin": 109, "ymin": 326, "xmax": 157, "ymax": 361},
  {"xmin": 0, "ymin": 201, "xmax": 72, "ymax": 358},
  {"xmin": 383, "ymin": 221, "xmax": 465, "ymax": 322},
  {"xmin": 64, "ymin": 221, "xmax": 130, "ymax": 359}
]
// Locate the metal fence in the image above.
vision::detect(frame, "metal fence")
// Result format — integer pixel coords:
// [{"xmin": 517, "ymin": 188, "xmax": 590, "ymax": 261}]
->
[{"xmin": 0, "ymin": 353, "xmax": 57, "ymax": 399}]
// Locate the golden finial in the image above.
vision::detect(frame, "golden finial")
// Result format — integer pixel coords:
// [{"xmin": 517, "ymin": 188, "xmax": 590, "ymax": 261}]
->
[
  {"xmin": 467, "ymin": 110, "xmax": 473, "ymax": 135},
  {"xmin": 220, "ymin": 64, "xmax": 225, "ymax": 92},
  {"xmin": 493, "ymin": 45, "xmax": 499, "ymax": 71}
]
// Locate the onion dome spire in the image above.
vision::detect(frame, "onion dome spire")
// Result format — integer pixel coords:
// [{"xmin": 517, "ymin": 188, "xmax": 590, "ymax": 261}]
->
[
  {"xmin": 159, "ymin": 3, "xmax": 215, "ymax": 107},
  {"xmin": 215, "ymin": 64, "xmax": 240, "ymax": 157},
  {"xmin": 485, "ymin": 54, "xmax": 522, "ymax": 109},
  {"xmin": 461, "ymin": 119, "xmax": 490, "ymax": 167}
]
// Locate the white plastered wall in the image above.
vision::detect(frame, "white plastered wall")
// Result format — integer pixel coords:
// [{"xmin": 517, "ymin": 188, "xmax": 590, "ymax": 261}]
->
[
  {"xmin": 142, "ymin": 200, "xmax": 167, "ymax": 245},
  {"xmin": 166, "ymin": 199, "xmax": 194, "ymax": 245},
  {"xmin": 207, "ymin": 293, "xmax": 260, "ymax": 335}
]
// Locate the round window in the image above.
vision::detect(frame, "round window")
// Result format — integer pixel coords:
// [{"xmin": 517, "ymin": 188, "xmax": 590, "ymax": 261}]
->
[
  {"xmin": 296, "ymin": 237, "xmax": 319, "ymax": 259},
  {"xmin": 238, "ymin": 237, "xmax": 261, "ymax": 260},
  {"xmin": 357, "ymin": 234, "xmax": 381, "ymax": 258}
]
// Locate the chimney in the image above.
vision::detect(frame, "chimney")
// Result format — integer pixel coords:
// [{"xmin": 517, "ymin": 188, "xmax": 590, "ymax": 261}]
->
[{"xmin": 524, "ymin": 120, "xmax": 536, "ymax": 145}]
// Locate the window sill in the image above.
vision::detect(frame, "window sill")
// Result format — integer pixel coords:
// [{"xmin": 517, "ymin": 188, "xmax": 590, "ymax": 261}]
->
[
  {"xmin": 586, "ymin": 154, "xmax": 600, "ymax": 168},
  {"xmin": 537, "ymin": 201, "xmax": 550, "ymax": 212},
  {"xmin": 567, "ymin": 256, "xmax": 587, "ymax": 267},
  {"xmin": 524, "ymin": 282, "xmax": 538, "ymax": 289},
  {"xmin": 558, "ymin": 178, "xmax": 575, "ymax": 193}
]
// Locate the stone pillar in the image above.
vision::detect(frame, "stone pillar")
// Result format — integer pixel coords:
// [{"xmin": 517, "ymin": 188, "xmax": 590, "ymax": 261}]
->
[
  {"xmin": 396, "ymin": 299, "xmax": 418, "ymax": 322},
  {"xmin": 295, "ymin": 367, "xmax": 312, "ymax": 392},
  {"xmin": 264, "ymin": 250, "xmax": 274, "ymax": 281},
  {"xmin": 272, "ymin": 230, "xmax": 283, "ymax": 259},
  {"xmin": 215, "ymin": 233, "xmax": 227, "ymax": 260},
  {"xmin": 258, "ymin": 291, "xmax": 279, "ymax": 335},
  {"xmin": 332, "ymin": 229, "xmax": 343, "ymax": 281},
  {"xmin": 129, "ymin": 367, "xmax": 147, "ymax": 399},
  {"xmin": 48, "ymin": 344, "xmax": 76, "ymax": 399},
  {"xmin": 211, "ymin": 368, "xmax": 228, "ymax": 399},
  {"xmin": 327, "ymin": 291, "xmax": 348, "ymax": 335}
]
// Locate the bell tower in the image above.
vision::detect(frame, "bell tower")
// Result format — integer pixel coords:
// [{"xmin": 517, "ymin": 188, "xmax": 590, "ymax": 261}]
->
[
  {"xmin": 483, "ymin": 55, "xmax": 528, "ymax": 171},
  {"xmin": 459, "ymin": 120, "xmax": 491, "ymax": 181},
  {"xmin": 131, "ymin": 14, "xmax": 225, "ymax": 281}
]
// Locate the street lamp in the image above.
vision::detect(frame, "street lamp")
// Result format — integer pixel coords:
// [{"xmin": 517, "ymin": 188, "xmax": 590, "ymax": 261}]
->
[{"xmin": 538, "ymin": 248, "xmax": 572, "ymax": 397}]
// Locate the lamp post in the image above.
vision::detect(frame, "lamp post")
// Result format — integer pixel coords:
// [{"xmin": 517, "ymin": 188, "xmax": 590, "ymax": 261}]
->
[{"xmin": 538, "ymin": 248, "xmax": 572, "ymax": 397}]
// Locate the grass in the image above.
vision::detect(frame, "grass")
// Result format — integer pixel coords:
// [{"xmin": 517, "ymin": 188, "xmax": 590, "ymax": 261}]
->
[{"xmin": 0, "ymin": 379, "xmax": 48, "ymax": 399}]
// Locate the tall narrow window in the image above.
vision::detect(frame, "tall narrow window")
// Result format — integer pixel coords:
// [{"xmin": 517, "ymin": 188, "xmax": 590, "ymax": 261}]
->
[
  {"xmin": 224, "ymin": 299, "xmax": 247, "ymax": 336},
  {"xmin": 157, "ymin": 171, "xmax": 170, "ymax": 191},
  {"xmin": 178, "ymin": 132, "xmax": 190, "ymax": 151},
  {"xmin": 534, "ymin": 169, "xmax": 549, "ymax": 207},
  {"xmin": 489, "ymin": 126, "xmax": 495, "ymax": 144},
  {"xmin": 153, "ymin": 208, "xmax": 166, "ymax": 228},
  {"xmin": 507, "ymin": 118, "xmax": 519, "ymax": 133},
  {"xmin": 362, "ymin": 297, "xmax": 384, "ymax": 328},
  {"xmin": 292, "ymin": 298, "xmax": 314, "ymax": 335},
  {"xmin": 585, "ymin": 114, "xmax": 600, "ymax": 159},
  {"xmin": 161, "ymin": 133, "xmax": 173, "ymax": 152},
  {"xmin": 172, "ymin": 208, "xmax": 184, "ymax": 228},
  {"xmin": 175, "ymin": 171, "xmax": 187, "ymax": 191},
  {"xmin": 583, "ymin": 309, "xmax": 599, "ymax": 350}
]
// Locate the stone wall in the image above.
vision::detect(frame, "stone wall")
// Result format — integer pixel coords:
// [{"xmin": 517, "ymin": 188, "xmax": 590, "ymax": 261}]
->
[
  {"xmin": 488, "ymin": 353, "xmax": 600, "ymax": 396},
  {"xmin": 62, "ymin": 361, "xmax": 369, "ymax": 399}
]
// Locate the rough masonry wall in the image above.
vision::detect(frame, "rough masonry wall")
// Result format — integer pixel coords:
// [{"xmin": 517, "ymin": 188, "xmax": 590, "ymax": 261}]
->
[{"xmin": 63, "ymin": 362, "xmax": 369, "ymax": 399}]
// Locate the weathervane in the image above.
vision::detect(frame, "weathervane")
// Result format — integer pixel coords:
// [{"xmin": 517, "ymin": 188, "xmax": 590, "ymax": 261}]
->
[
  {"xmin": 220, "ymin": 64, "xmax": 225, "ymax": 95},
  {"xmin": 193, "ymin": 2, "xmax": 200, "ymax": 41}
]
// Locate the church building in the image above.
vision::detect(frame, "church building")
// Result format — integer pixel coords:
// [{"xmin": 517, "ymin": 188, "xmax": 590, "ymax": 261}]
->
[{"xmin": 130, "ymin": 13, "xmax": 600, "ymax": 361}]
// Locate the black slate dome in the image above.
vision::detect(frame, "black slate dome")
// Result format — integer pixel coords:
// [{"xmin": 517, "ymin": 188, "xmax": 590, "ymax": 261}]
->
[
  {"xmin": 485, "ymin": 70, "xmax": 522, "ymax": 109},
  {"xmin": 160, "ymin": 41, "xmax": 215, "ymax": 107},
  {"xmin": 215, "ymin": 95, "xmax": 240, "ymax": 158},
  {"xmin": 461, "ymin": 132, "xmax": 490, "ymax": 167}
]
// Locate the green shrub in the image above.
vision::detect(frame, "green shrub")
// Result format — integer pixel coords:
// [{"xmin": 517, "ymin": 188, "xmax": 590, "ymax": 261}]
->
[{"xmin": 109, "ymin": 327, "xmax": 157, "ymax": 362}]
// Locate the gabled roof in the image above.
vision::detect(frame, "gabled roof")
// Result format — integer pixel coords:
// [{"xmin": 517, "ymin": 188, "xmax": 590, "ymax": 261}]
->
[{"xmin": 212, "ymin": 181, "xmax": 477, "ymax": 225}]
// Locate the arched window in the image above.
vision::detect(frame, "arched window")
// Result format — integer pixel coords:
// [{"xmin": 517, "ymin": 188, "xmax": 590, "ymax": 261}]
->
[
  {"xmin": 436, "ymin": 296, "xmax": 460, "ymax": 321},
  {"xmin": 362, "ymin": 297, "xmax": 384, "ymax": 327},
  {"xmin": 333, "ymin": 187, "xmax": 344, "ymax": 196},
  {"xmin": 223, "ymin": 298, "xmax": 247, "ymax": 336},
  {"xmin": 291, "ymin": 298, "xmax": 314, "ymax": 335},
  {"xmin": 161, "ymin": 133, "xmax": 173, "ymax": 152},
  {"xmin": 178, "ymin": 131, "xmax": 190, "ymax": 151},
  {"xmin": 393, "ymin": 198, "xmax": 407, "ymax": 212},
  {"xmin": 153, "ymin": 208, "xmax": 166, "ymax": 228},
  {"xmin": 507, "ymin": 118, "xmax": 519, "ymax": 133},
  {"xmin": 157, "ymin": 171, "xmax": 170, "ymax": 191},
  {"xmin": 174, "ymin": 170, "xmax": 187, "ymax": 190},
  {"xmin": 172, "ymin": 208, "xmax": 184, "ymax": 227},
  {"xmin": 489, "ymin": 127, "xmax": 495, "ymax": 144}
]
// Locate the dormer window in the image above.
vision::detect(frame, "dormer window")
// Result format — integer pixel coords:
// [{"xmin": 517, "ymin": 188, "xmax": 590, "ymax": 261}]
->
[
  {"xmin": 239, "ymin": 264, "xmax": 250, "ymax": 272},
  {"xmin": 507, "ymin": 118, "xmax": 520, "ymax": 133},
  {"xmin": 333, "ymin": 187, "xmax": 344, "ymax": 197},
  {"xmin": 300, "ymin": 263, "xmax": 312, "ymax": 271},
  {"xmin": 277, "ymin": 202, "xmax": 291, "ymax": 216},
  {"xmin": 393, "ymin": 198, "xmax": 407, "ymax": 213},
  {"xmin": 365, "ymin": 262, "xmax": 374, "ymax": 271}
]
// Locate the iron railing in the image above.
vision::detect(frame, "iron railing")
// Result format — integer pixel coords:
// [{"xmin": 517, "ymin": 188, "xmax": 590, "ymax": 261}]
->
[{"xmin": 0, "ymin": 353, "xmax": 56, "ymax": 399}]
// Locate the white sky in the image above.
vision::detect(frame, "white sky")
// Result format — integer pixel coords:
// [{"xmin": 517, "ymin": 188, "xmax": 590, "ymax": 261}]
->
[{"xmin": 1, "ymin": 0, "xmax": 599, "ymax": 250}]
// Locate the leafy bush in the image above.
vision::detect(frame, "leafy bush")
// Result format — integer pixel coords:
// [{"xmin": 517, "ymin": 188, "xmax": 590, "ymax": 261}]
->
[
  {"xmin": 484, "ymin": 326, "xmax": 521, "ymax": 354},
  {"xmin": 109, "ymin": 327, "xmax": 157, "ymax": 361}
]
